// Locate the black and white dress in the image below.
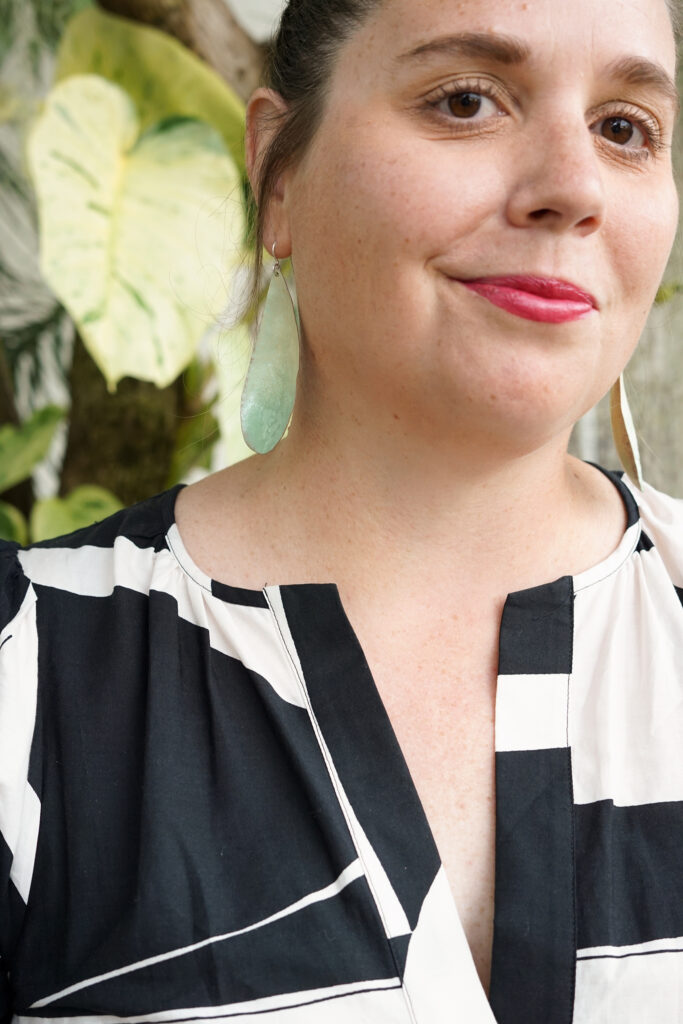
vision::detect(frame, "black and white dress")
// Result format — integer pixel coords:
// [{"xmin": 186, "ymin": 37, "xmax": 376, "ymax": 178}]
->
[{"xmin": 1, "ymin": 469, "xmax": 682, "ymax": 1024}]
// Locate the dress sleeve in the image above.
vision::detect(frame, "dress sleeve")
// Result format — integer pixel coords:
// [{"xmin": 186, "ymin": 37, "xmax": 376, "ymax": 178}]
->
[{"xmin": 0, "ymin": 542, "xmax": 39, "ymax": 1021}]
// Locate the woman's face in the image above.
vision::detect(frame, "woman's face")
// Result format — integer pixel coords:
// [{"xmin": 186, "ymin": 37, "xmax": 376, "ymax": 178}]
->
[{"xmin": 279, "ymin": 0, "xmax": 679, "ymax": 455}]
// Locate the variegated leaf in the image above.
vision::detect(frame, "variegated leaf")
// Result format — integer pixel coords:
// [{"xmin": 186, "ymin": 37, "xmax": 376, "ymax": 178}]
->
[{"xmin": 27, "ymin": 74, "xmax": 245, "ymax": 389}]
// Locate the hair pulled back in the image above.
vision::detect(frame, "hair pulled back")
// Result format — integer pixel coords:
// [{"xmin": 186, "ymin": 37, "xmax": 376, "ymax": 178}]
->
[{"xmin": 247, "ymin": 0, "xmax": 381, "ymax": 305}]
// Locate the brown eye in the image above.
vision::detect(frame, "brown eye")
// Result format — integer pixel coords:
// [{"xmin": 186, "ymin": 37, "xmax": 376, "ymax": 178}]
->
[
  {"xmin": 600, "ymin": 116, "xmax": 643, "ymax": 147},
  {"xmin": 448, "ymin": 92, "xmax": 483, "ymax": 118}
]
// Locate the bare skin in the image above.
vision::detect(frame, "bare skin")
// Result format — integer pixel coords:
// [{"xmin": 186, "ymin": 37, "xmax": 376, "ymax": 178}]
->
[{"xmin": 177, "ymin": 0, "xmax": 677, "ymax": 996}]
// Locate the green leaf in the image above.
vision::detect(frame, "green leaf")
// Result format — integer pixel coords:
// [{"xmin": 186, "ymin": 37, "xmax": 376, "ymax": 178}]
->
[
  {"xmin": 27, "ymin": 75, "xmax": 246, "ymax": 389},
  {"xmin": 0, "ymin": 404, "xmax": 64, "ymax": 493},
  {"xmin": 655, "ymin": 282, "xmax": 683, "ymax": 305},
  {"xmin": 29, "ymin": 484, "xmax": 123, "ymax": 542},
  {"xmin": 55, "ymin": 5, "xmax": 246, "ymax": 173},
  {"xmin": 0, "ymin": 500, "xmax": 28, "ymax": 544}
]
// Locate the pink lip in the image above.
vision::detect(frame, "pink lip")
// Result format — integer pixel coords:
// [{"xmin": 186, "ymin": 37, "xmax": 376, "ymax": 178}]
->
[{"xmin": 457, "ymin": 275, "xmax": 598, "ymax": 324}]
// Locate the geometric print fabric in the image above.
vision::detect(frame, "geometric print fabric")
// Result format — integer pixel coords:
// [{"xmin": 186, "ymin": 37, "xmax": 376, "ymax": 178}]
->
[{"xmin": 0, "ymin": 469, "xmax": 682, "ymax": 1023}]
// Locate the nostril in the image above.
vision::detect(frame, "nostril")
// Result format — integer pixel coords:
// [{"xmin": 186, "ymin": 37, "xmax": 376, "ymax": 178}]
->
[{"xmin": 529, "ymin": 208, "xmax": 554, "ymax": 221}]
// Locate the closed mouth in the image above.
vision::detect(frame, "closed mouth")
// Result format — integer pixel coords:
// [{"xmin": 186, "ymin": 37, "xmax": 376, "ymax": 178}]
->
[{"xmin": 452, "ymin": 274, "xmax": 598, "ymax": 324}]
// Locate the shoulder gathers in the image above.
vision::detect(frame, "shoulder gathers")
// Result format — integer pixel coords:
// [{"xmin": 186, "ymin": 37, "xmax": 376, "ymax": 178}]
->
[{"xmin": 631, "ymin": 479, "xmax": 683, "ymax": 587}]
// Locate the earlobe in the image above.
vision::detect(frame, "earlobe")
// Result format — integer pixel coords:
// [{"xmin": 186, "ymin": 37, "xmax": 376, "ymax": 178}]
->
[{"xmin": 246, "ymin": 88, "xmax": 293, "ymax": 257}]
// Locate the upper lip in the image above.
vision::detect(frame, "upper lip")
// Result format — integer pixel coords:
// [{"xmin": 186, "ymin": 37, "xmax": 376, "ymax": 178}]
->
[{"xmin": 455, "ymin": 274, "xmax": 599, "ymax": 309}]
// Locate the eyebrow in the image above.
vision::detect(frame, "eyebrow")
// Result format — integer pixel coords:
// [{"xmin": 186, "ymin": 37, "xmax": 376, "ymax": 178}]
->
[
  {"xmin": 605, "ymin": 56, "xmax": 679, "ymax": 115},
  {"xmin": 394, "ymin": 32, "xmax": 679, "ymax": 114},
  {"xmin": 394, "ymin": 31, "xmax": 531, "ymax": 67}
]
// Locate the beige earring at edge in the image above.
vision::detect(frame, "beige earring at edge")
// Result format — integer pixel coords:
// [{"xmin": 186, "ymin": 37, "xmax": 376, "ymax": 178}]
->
[{"xmin": 610, "ymin": 374, "xmax": 644, "ymax": 490}]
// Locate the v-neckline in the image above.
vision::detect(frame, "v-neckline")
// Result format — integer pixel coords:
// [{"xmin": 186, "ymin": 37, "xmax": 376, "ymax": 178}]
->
[{"xmin": 164, "ymin": 469, "xmax": 643, "ymax": 1022}]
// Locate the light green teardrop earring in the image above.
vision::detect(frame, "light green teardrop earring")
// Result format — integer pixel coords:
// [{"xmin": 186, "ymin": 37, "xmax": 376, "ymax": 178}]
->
[
  {"xmin": 610, "ymin": 373, "xmax": 643, "ymax": 490},
  {"xmin": 240, "ymin": 243, "xmax": 300, "ymax": 454}
]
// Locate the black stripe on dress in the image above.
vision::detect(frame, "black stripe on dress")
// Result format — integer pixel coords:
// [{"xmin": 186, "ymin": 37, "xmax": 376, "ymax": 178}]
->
[
  {"xmin": 489, "ymin": 577, "xmax": 576, "ymax": 1024},
  {"xmin": 575, "ymin": 798, "xmax": 683, "ymax": 950}
]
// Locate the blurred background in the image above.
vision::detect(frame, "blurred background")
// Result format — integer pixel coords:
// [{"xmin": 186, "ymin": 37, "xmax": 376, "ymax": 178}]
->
[{"xmin": 0, "ymin": 0, "xmax": 681, "ymax": 544}]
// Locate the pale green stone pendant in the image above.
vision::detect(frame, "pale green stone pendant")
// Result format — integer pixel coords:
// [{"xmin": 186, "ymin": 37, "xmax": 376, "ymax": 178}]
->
[{"xmin": 240, "ymin": 261, "xmax": 300, "ymax": 454}]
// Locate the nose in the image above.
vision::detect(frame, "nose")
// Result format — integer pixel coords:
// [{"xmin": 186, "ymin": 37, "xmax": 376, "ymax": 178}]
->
[{"xmin": 505, "ymin": 112, "xmax": 606, "ymax": 236}]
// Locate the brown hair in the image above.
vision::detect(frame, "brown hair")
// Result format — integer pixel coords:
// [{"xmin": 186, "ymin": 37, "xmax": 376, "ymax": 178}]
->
[{"xmin": 246, "ymin": 0, "xmax": 382, "ymax": 310}]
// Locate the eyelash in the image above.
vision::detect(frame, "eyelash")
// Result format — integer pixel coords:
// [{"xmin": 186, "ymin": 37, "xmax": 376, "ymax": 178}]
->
[{"xmin": 423, "ymin": 79, "xmax": 666, "ymax": 158}]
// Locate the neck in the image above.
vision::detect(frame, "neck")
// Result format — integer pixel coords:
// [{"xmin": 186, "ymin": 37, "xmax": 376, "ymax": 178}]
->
[{"xmin": 231, "ymin": 403, "xmax": 623, "ymax": 602}]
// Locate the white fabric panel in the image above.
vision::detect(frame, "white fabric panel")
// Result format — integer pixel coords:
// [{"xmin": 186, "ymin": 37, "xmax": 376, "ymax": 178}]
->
[
  {"xmin": 20, "ymin": 537, "xmax": 307, "ymax": 708},
  {"xmin": 495, "ymin": 673, "xmax": 568, "ymax": 752},
  {"xmin": 578, "ymin": 936, "xmax": 683, "ymax": 959},
  {"xmin": 19, "ymin": 540, "xmax": 155, "ymax": 599},
  {"xmin": 267, "ymin": 587, "xmax": 411, "ymax": 941},
  {"xmin": 31, "ymin": 861, "xmax": 364, "ymax": 1008},
  {"xmin": 0, "ymin": 588, "xmax": 40, "ymax": 903},
  {"xmin": 574, "ymin": 948, "xmax": 683, "ymax": 1023},
  {"xmin": 629, "ymin": 481, "xmax": 683, "ymax": 588},
  {"xmin": 402, "ymin": 867, "xmax": 496, "ymax": 1024},
  {"xmin": 18, "ymin": 980, "xmax": 408, "ymax": 1024},
  {"xmin": 571, "ymin": 546, "xmax": 683, "ymax": 806},
  {"xmin": 9, "ymin": 783, "xmax": 40, "ymax": 903},
  {"xmin": 572, "ymin": 520, "xmax": 641, "ymax": 592}
]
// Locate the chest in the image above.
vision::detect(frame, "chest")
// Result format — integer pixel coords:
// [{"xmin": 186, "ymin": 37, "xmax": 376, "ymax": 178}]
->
[{"xmin": 369, "ymin": 652, "xmax": 498, "ymax": 994}]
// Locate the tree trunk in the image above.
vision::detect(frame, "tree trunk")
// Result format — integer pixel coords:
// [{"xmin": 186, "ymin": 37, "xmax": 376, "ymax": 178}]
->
[
  {"xmin": 0, "ymin": 340, "xmax": 33, "ymax": 516},
  {"xmin": 60, "ymin": 335, "xmax": 183, "ymax": 506}
]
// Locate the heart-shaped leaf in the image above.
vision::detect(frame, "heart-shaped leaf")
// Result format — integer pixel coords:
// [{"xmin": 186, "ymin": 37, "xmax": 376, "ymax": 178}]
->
[{"xmin": 27, "ymin": 74, "xmax": 246, "ymax": 389}]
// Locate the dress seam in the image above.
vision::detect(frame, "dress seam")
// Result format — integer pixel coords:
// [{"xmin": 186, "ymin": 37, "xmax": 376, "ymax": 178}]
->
[{"xmin": 263, "ymin": 586, "xmax": 419, "ymax": 1024}]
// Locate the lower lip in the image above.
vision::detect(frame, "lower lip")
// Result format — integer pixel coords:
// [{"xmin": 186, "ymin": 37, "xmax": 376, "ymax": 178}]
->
[{"xmin": 460, "ymin": 281, "xmax": 595, "ymax": 324}]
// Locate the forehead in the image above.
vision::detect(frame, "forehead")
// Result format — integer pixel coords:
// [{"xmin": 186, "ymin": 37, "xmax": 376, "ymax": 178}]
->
[{"xmin": 351, "ymin": 0, "xmax": 677, "ymax": 77}]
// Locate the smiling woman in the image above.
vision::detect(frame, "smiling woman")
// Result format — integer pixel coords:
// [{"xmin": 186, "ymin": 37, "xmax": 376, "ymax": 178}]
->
[{"xmin": 1, "ymin": 1, "xmax": 683, "ymax": 1023}]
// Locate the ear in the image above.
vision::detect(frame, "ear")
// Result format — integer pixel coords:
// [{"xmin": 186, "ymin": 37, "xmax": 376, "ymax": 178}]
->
[{"xmin": 246, "ymin": 88, "xmax": 293, "ymax": 258}]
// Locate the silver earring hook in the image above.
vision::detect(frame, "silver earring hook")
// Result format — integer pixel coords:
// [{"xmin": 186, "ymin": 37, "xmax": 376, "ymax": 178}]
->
[{"xmin": 272, "ymin": 241, "xmax": 281, "ymax": 276}]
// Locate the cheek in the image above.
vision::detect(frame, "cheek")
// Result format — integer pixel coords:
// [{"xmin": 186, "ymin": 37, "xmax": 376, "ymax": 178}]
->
[
  {"xmin": 292, "ymin": 127, "xmax": 507, "ymax": 289},
  {"xmin": 609, "ymin": 181, "xmax": 679, "ymax": 315}
]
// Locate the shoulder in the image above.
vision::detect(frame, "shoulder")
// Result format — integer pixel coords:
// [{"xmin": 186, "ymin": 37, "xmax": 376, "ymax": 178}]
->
[{"xmin": 2, "ymin": 486, "xmax": 183, "ymax": 604}]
